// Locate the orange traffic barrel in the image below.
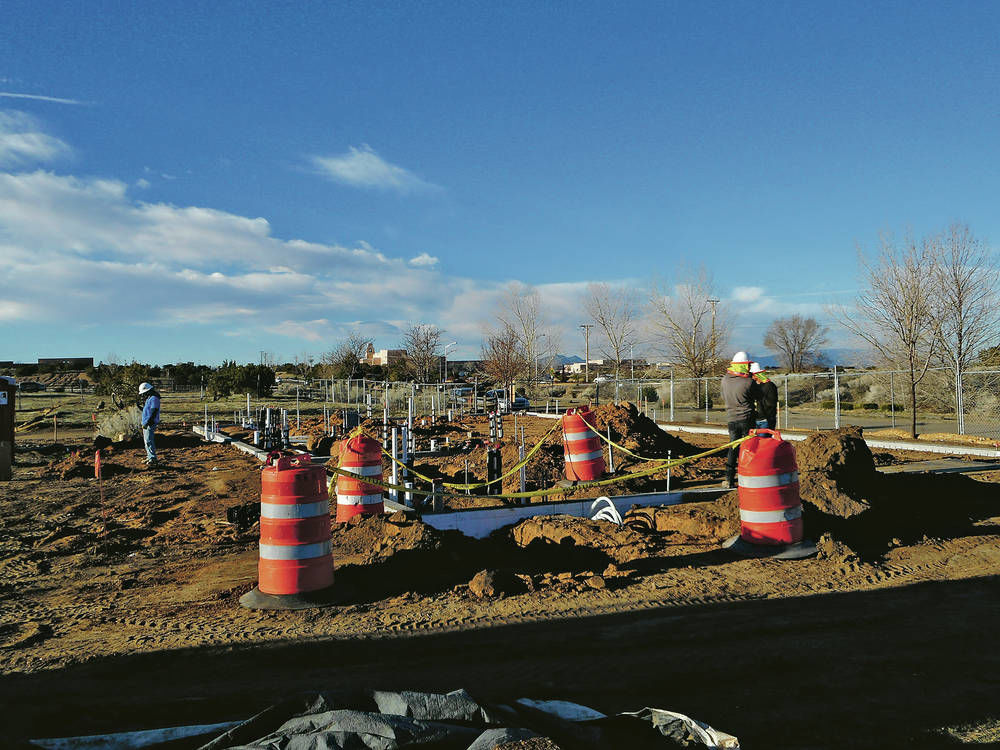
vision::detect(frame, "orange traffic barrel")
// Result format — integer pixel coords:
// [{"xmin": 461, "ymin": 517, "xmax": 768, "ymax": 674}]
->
[
  {"xmin": 562, "ymin": 407, "xmax": 606, "ymax": 481},
  {"xmin": 335, "ymin": 434, "xmax": 385, "ymax": 522},
  {"xmin": 724, "ymin": 429, "xmax": 815, "ymax": 559},
  {"xmin": 240, "ymin": 452, "xmax": 335, "ymax": 610}
]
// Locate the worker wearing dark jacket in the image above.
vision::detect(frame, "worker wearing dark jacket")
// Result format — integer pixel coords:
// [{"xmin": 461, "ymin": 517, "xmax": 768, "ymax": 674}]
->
[
  {"xmin": 750, "ymin": 362, "xmax": 778, "ymax": 429},
  {"xmin": 721, "ymin": 352, "xmax": 755, "ymax": 488}
]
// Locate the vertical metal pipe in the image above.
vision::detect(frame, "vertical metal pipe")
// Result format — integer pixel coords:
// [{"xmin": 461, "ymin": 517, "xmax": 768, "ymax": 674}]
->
[
  {"xmin": 784, "ymin": 376, "xmax": 789, "ymax": 430},
  {"xmin": 704, "ymin": 378, "xmax": 709, "ymax": 423},
  {"xmin": 390, "ymin": 427, "xmax": 399, "ymax": 502},
  {"xmin": 607, "ymin": 427, "xmax": 615, "ymax": 473},
  {"xmin": 890, "ymin": 370, "xmax": 895, "ymax": 429},
  {"xmin": 833, "ymin": 367, "xmax": 841, "ymax": 429},
  {"xmin": 669, "ymin": 371, "xmax": 675, "ymax": 422}
]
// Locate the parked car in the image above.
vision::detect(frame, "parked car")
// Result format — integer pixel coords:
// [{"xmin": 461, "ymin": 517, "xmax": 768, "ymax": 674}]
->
[
  {"xmin": 496, "ymin": 392, "xmax": 530, "ymax": 412},
  {"xmin": 593, "ymin": 376, "xmax": 610, "ymax": 384},
  {"xmin": 19, "ymin": 381, "xmax": 44, "ymax": 392}
]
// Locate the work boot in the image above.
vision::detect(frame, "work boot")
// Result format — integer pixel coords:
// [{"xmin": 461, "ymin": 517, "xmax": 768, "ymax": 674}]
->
[{"xmin": 725, "ymin": 475, "xmax": 736, "ymax": 490}]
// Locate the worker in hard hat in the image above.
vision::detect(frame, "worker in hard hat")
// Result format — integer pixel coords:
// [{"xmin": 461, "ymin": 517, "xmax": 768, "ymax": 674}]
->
[
  {"xmin": 138, "ymin": 382, "xmax": 161, "ymax": 467},
  {"xmin": 721, "ymin": 352, "xmax": 755, "ymax": 488},
  {"xmin": 750, "ymin": 362, "xmax": 778, "ymax": 430}
]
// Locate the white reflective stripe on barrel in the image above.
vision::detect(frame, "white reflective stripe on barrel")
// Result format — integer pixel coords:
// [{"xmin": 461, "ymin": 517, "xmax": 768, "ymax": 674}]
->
[
  {"xmin": 738, "ymin": 471, "xmax": 799, "ymax": 488},
  {"xmin": 261, "ymin": 500, "xmax": 330, "ymax": 520},
  {"xmin": 259, "ymin": 540, "xmax": 333, "ymax": 560},
  {"xmin": 336, "ymin": 493, "xmax": 384, "ymax": 506},
  {"xmin": 564, "ymin": 430, "xmax": 597, "ymax": 442},
  {"xmin": 339, "ymin": 464, "xmax": 382, "ymax": 476},
  {"xmin": 565, "ymin": 449, "xmax": 604, "ymax": 462},
  {"xmin": 739, "ymin": 506, "xmax": 802, "ymax": 523}
]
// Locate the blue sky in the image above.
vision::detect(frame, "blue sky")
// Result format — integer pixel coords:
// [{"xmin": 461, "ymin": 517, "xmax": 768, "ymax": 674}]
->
[{"xmin": 1, "ymin": 1, "xmax": 998, "ymax": 365}]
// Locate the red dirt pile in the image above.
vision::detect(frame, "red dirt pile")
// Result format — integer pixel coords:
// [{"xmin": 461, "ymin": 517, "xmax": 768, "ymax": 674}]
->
[
  {"xmin": 796, "ymin": 427, "xmax": 998, "ymax": 556},
  {"xmin": 589, "ymin": 402, "xmax": 697, "ymax": 459},
  {"xmin": 624, "ymin": 493, "xmax": 739, "ymax": 544}
]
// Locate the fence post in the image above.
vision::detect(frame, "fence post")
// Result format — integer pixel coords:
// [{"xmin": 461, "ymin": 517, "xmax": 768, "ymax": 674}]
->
[
  {"xmin": 784, "ymin": 375, "xmax": 789, "ymax": 430},
  {"xmin": 669, "ymin": 371, "xmax": 674, "ymax": 422},
  {"xmin": 704, "ymin": 378, "xmax": 709, "ymax": 424},
  {"xmin": 957, "ymin": 363, "xmax": 965, "ymax": 434},
  {"xmin": 889, "ymin": 371, "xmax": 895, "ymax": 429},
  {"xmin": 833, "ymin": 366, "xmax": 840, "ymax": 429}
]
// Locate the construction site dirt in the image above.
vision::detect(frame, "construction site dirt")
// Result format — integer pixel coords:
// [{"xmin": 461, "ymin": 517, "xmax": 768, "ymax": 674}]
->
[{"xmin": 2, "ymin": 415, "xmax": 999, "ymax": 748}]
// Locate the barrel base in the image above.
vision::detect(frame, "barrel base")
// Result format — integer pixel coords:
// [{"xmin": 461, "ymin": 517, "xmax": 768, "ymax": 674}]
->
[
  {"xmin": 239, "ymin": 585, "xmax": 337, "ymax": 610},
  {"xmin": 723, "ymin": 534, "xmax": 817, "ymax": 560}
]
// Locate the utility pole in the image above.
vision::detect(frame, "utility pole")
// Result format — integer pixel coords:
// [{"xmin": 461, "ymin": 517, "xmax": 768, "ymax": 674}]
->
[
  {"xmin": 707, "ymin": 298, "xmax": 719, "ymax": 370},
  {"xmin": 580, "ymin": 324, "xmax": 594, "ymax": 383}
]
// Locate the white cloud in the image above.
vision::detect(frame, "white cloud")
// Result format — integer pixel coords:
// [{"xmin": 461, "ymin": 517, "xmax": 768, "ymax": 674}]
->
[
  {"xmin": 731, "ymin": 286, "xmax": 765, "ymax": 303},
  {"xmin": 409, "ymin": 252, "xmax": 438, "ymax": 267},
  {"xmin": 0, "ymin": 110, "xmax": 71, "ymax": 166},
  {"xmin": 311, "ymin": 145, "xmax": 440, "ymax": 193},
  {"xmin": 135, "ymin": 178, "xmax": 151, "ymax": 189}
]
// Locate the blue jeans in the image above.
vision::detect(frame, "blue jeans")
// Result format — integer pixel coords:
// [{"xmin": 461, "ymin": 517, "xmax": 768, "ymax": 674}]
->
[{"xmin": 143, "ymin": 426, "xmax": 157, "ymax": 464}]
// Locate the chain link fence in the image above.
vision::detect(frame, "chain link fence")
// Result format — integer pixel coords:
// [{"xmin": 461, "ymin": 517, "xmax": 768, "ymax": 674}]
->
[{"xmin": 260, "ymin": 366, "xmax": 1000, "ymax": 440}]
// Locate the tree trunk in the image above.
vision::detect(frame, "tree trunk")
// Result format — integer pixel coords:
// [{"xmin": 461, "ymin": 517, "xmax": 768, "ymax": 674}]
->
[{"xmin": 909, "ymin": 379, "xmax": 917, "ymax": 439}]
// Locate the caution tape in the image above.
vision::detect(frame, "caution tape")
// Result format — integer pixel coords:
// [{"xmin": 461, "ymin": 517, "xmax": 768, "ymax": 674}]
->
[
  {"xmin": 348, "ymin": 420, "xmax": 562, "ymax": 491},
  {"xmin": 326, "ymin": 436, "xmax": 747, "ymax": 502},
  {"xmin": 577, "ymin": 414, "xmax": 680, "ymax": 463}
]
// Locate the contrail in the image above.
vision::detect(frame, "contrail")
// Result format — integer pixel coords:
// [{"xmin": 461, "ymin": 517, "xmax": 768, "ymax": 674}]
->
[{"xmin": 0, "ymin": 92, "xmax": 86, "ymax": 105}]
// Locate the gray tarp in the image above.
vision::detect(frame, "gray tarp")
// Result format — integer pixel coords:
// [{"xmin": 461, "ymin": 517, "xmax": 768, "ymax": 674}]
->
[{"xmin": 199, "ymin": 689, "xmax": 739, "ymax": 750}]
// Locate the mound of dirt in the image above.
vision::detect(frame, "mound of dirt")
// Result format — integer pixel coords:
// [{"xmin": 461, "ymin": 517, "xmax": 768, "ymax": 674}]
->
[
  {"xmin": 506, "ymin": 515, "xmax": 661, "ymax": 565},
  {"xmin": 468, "ymin": 569, "xmax": 530, "ymax": 599},
  {"xmin": 625, "ymin": 493, "xmax": 739, "ymax": 543},
  {"xmin": 589, "ymin": 402, "xmax": 697, "ymax": 459},
  {"xmin": 332, "ymin": 511, "xmax": 467, "ymax": 564},
  {"xmin": 796, "ymin": 426, "xmax": 877, "ymax": 518},
  {"xmin": 795, "ymin": 427, "xmax": 998, "ymax": 556}
]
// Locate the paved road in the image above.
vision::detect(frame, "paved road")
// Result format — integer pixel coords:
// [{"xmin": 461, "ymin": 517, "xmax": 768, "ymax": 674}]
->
[{"xmin": 661, "ymin": 407, "xmax": 1000, "ymax": 439}]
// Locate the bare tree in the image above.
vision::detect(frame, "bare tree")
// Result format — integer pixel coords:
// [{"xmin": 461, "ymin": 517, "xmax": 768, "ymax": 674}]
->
[
  {"xmin": 585, "ymin": 282, "xmax": 638, "ymax": 380},
  {"xmin": 648, "ymin": 268, "xmax": 732, "ymax": 380},
  {"xmin": 837, "ymin": 232, "xmax": 941, "ymax": 438},
  {"xmin": 401, "ymin": 324, "xmax": 443, "ymax": 382},
  {"xmin": 932, "ymin": 223, "xmax": 999, "ymax": 391},
  {"xmin": 763, "ymin": 315, "xmax": 828, "ymax": 371},
  {"xmin": 497, "ymin": 282, "xmax": 559, "ymax": 381},
  {"xmin": 322, "ymin": 334, "xmax": 368, "ymax": 380},
  {"xmin": 481, "ymin": 325, "xmax": 529, "ymax": 399}
]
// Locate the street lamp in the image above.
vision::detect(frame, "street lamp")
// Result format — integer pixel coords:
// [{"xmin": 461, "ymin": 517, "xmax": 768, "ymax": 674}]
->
[
  {"xmin": 442, "ymin": 341, "xmax": 457, "ymax": 382},
  {"xmin": 580, "ymin": 324, "xmax": 594, "ymax": 382}
]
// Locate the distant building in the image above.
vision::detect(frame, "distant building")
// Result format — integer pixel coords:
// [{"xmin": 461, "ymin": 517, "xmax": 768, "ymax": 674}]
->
[
  {"xmin": 363, "ymin": 344, "xmax": 406, "ymax": 366},
  {"xmin": 564, "ymin": 359, "xmax": 606, "ymax": 374},
  {"xmin": 37, "ymin": 357, "xmax": 94, "ymax": 369}
]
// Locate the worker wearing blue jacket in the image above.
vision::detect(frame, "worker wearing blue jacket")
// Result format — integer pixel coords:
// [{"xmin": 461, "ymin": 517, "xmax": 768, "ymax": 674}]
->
[{"xmin": 139, "ymin": 382, "xmax": 161, "ymax": 466}]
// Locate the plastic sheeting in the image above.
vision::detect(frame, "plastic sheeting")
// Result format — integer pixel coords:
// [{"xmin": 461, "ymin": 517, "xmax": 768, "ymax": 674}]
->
[{"xmin": 198, "ymin": 688, "xmax": 739, "ymax": 749}]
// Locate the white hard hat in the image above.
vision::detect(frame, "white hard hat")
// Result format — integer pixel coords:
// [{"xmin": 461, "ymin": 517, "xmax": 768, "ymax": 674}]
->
[
  {"xmin": 749, "ymin": 362, "xmax": 762, "ymax": 374},
  {"xmin": 139, "ymin": 382, "xmax": 154, "ymax": 394},
  {"xmin": 731, "ymin": 351, "xmax": 749, "ymax": 363}
]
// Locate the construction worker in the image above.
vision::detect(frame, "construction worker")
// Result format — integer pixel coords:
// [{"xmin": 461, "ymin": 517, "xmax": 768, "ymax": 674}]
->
[
  {"xmin": 721, "ymin": 352, "xmax": 755, "ymax": 488},
  {"xmin": 750, "ymin": 362, "xmax": 778, "ymax": 430},
  {"xmin": 139, "ymin": 382, "xmax": 160, "ymax": 467}
]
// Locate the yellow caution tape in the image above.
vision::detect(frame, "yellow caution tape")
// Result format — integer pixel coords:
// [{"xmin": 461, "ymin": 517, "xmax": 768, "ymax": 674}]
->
[
  {"xmin": 326, "ymin": 436, "xmax": 747, "ymax": 502},
  {"xmin": 346, "ymin": 420, "xmax": 562, "ymax": 491},
  {"xmin": 576, "ymin": 413, "xmax": 679, "ymax": 463}
]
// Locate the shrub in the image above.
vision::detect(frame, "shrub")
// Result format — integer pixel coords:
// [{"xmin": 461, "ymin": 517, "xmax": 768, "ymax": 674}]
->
[
  {"xmin": 96, "ymin": 407, "xmax": 142, "ymax": 441},
  {"xmin": 880, "ymin": 403, "xmax": 903, "ymax": 412},
  {"xmin": 862, "ymin": 402, "xmax": 878, "ymax": 410},
  {"xmin": 641, "ymin": 385, "xmax": 658, "ymax": 402},
  {"xmin": 820, "ymin": 400, "xmax": 835, "ymax": 409},
  {"xmin": 841, "ymin": 402, "xmax": 854, "ymax": 411}
]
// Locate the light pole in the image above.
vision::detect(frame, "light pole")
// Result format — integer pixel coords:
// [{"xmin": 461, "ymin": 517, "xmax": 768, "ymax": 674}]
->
[
  {"xmin": 580, "ymin": 324, "xmax": 594, "ymax": 382},
  {"xmin": 442, "ymin": 341, "xmax": 457, "ymax": 382},
  {"xmin": 630, "ymin": 343, "xmax": 634, "ymax": 382}
]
